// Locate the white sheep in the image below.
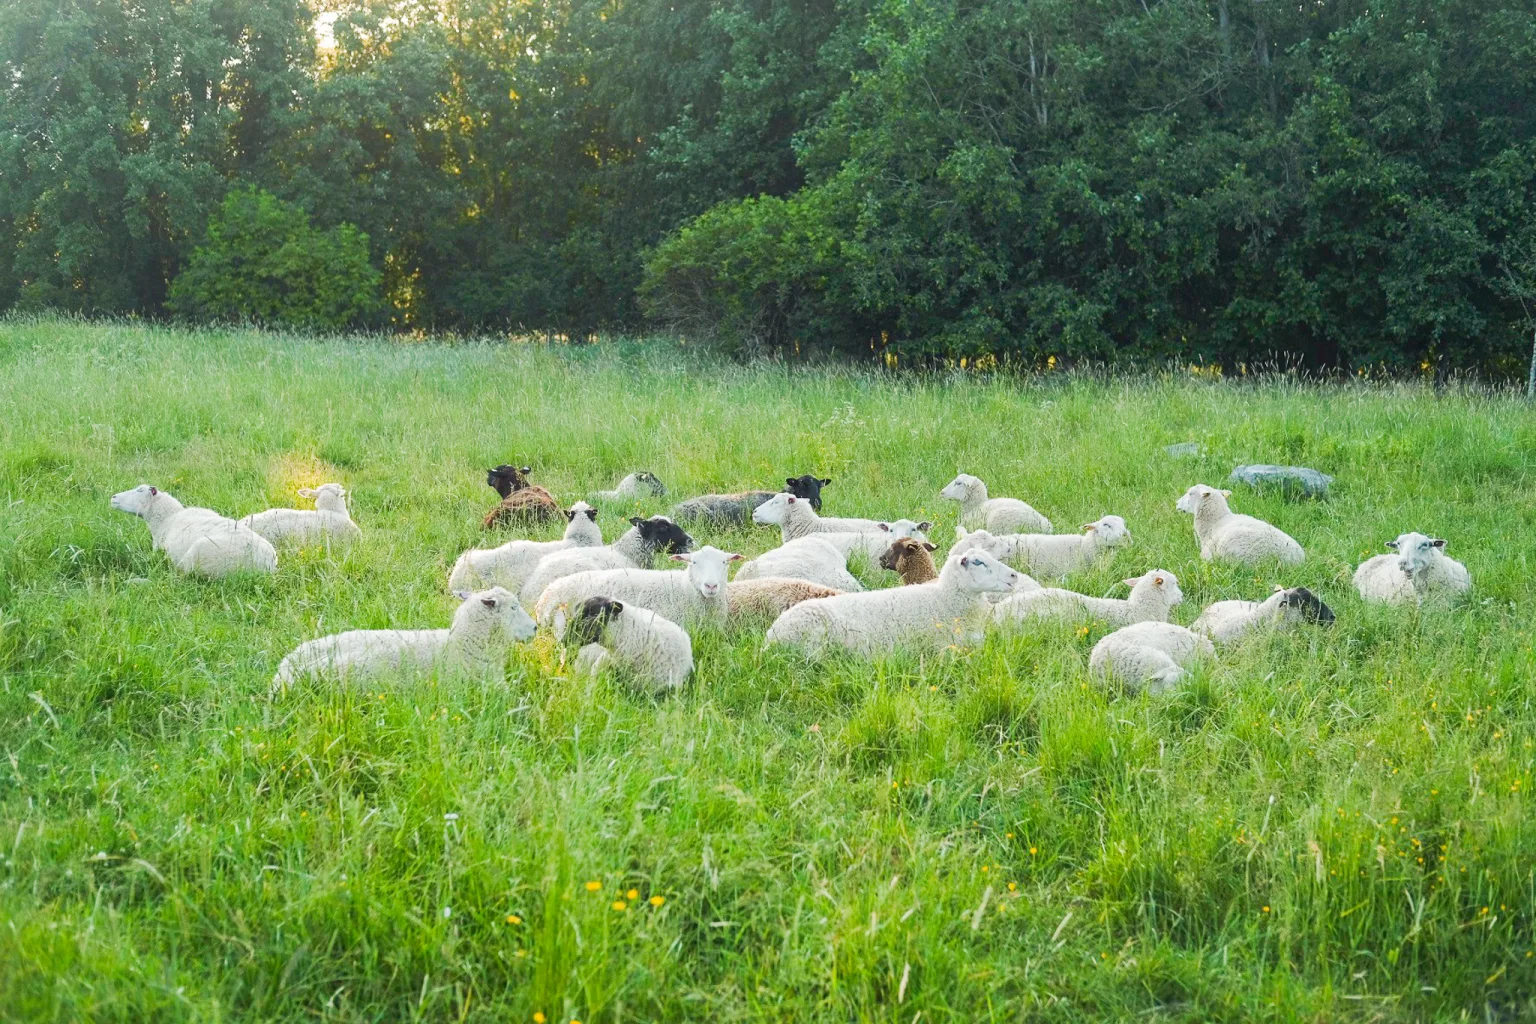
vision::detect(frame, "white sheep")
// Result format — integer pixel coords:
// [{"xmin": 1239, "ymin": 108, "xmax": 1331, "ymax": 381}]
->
[
  {"xmin": 518, "ymin": 515, "xmax": 695, "ymax": 607},
  {"xmin": 110, "ymin": 484, "xmax": 277, "ymax": 577},
  {"xmin": 592, "ymin": 472, "xmax": 667, "ymax": 501},
  {"xmin": 1353, "ymin": 532, "xmax": 1471, "ymax": 605},
  {"xmin": 750, "ymin": 492, "xmax": 898, "ymax": 543},
  {"xmin": 814, "ymin": 519, "xmax": 933, "ymax": 560},
  {"xmin": 1192, "ymin": 586, "xmax": 1336, "ymax": 643},
  {"xmin": 271, "ymin": 587, "xmax": 535, "ymax": 691},
  {"xmin": 1175, "ymin": 485, "xmax": 1304, "ymax": 564},
  {"xmin": 940, "ymin": 474, "xmax": 1051, "ymax": 533},
  {"xmin": 239, "ymin": 483, "xmax": 362, "ymax": 547},
  {"xmin": 447, "ymin": 501, "xmax": 603, "ymax": 593},
  {"xmin": 557, "ymin": 596, "xmax": 693, "ymax": 693},
  {"xmin": 726, "ymin": 577, "xmax": 845, "ymax": 620},
  {"xmin": 535, "ymin": 546, "xmax": 743, "ymax": 636},
  {"xmin": 993, "ymin": 570, "xmax": 1182, "ymax": 627},
  {"xmin": 1089, "ymin": 622, "xmax": 1215, "ymax": 693},
  {"xmin": 765, "ymin": 550, "xmax": 1023, "ymax": 656},
  {"xmin": 953, "ymin": 515, "xmax": 1129, "ymax": 578},
  {"xmin": 731, "ymin": 536, "xmax": 865, "ymax": 592}
]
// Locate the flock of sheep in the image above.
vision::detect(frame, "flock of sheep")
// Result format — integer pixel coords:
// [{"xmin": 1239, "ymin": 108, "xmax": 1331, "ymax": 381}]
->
[{"xmin": 107, "ymin": 464, "xmax": 1472, "ymax": 696}]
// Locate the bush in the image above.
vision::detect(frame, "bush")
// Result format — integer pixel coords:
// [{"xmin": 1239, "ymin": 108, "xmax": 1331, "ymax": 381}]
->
[{"xmin": 168, "ymin": 189, "xmax": 381, "ymax": 330}]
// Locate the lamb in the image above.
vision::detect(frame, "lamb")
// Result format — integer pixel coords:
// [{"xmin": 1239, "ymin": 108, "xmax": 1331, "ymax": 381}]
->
[
  {"xmin": 558, "ymin": 597, "xmax": 693, "ymax": 693},
  {"xmin": 952, "ymin": 516, "xmax": 1130, "ymax": 579},
  {"xmin": 518, "ymin": 515, "xmax": 695, "ymax": 607},
  {"xmin": 750, "ymin": 492, "xmax": 898, "ymax": 542},
  {"xmin": 271, "ymin": 587, "xmax": 535, "ymax": 691},
  {"xmin": 672, "ymin": 474, "xmax": 830, "ymax": 525},
  {"xmin": 726, "ymin": 578, "xmax": 845, "ymax": 621},
  {"xmin": 1175, "ymin": 485, "xmax": 1305, "ymax": 565},
  {"xmin": 814, "ymin": 519, "xmax": 934, "ymax": 560},
  {"xmin": 940, "ymin": 474, "xmax": 1051, "ymax": 534},
  {"xmin": 448, "ymin": 501, "xmax": 603, "ymax": 593},
  {"xmin": 110, "ymin": 484, "xmax": 278, "ymax": 577},
  {"xmin": 1192, "ymin": 586, "xmax": 1336, "ymax": 644},
  {"xmin": 765, "ymin": 550, "xmax": 1023, "ymax": 656},
  {"xmin": 535, "ymin": 546, "xmax": 743, "ymax": 635},
  {"xmin": 730, "ymin": 536, "xmax": 865, "ymax": 592},
  {"xmin": 483, "ymin": 464, "xmax": 560, "ymax": 528},
  {"xmin": 592, "ymin": 471, "xmax": 668, "ymax": 501},
  {"xmin": 239, "ymin": 483, "xmax": 362, "ymax": 547},
  {"xmin": 1353, "ymin": 532, "xmax": 1471, "ymax": 605},
  {"xmin": 993, "ymin": 570, "xmax": 1182, "ymax": 627},
  {"xmin": 879, "ymin": 536, "xmax": 939, "ymax": 585},
  {"xmin": 1089, "ymin": 622, "xmax": 1215, "ymax": 693}
]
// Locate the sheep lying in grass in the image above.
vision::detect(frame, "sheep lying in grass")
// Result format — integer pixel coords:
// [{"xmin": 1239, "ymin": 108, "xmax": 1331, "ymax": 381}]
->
[
  {"xmin": 483, "ymin": 464, "xmax": 560, "ymax": 528},
  {"xmin": 726, "ymin": 578, "xmax": 844, "ymax": 621},
  {"xmin": 1192, "ymin": 586, "xmax": 1336, "ymax": 644},
  {"xmin": 592, "ymin": 472, "xmax": 667, "ymax": 501},
  {"xmin": 558, "ymin": 597, "xmax": 693, "ymax": 693},
  {"xmin": 240, "ymin": 483, "xmax": 362, "ymax": 547},
  {"xmin": 953, "ymin": 516, "xmax": 1129, "ymax": 579},
  {"xmin": 1354, "ymin": 533, "xmax": 1471, "ymax": 605},
  {"xmin": 673, "ymin": 475, "xmax": 830, "ymax": 525},
  {"xmin": 272, "ymin": 588, "xmax": 535, "ymax": 691},
  {"xmin": 993, "ymin": 570, "xmax": 1181, "ymax": 627},
  {"xmin": 940, "ymin": 474, "xmax": 1051, "ymax": 533},
  {"xmin": 731, "ymin": 536, "xmax": 864, "ymax": 592},
  {"xmin": 1176, "ymin": 485, "xmax": 1304, "ymax": 564},
  {"xmin": 765, "ymin": 550, "xmax": 1022, "ymax": 656},
  {"xmin": 879, "ymin": 537, "xmax": 939, "ymax": 585},
  {"xmin": 750, "ymin": 492, "xmax": 898, "ymax": 542},
  {"xmin": 519, "ymin": 515, "xmax": 694, "ymax": 607},
  {"xmin": 449, "ymin": 501, "xmax": 603, "ymax": 593},
  {"xmin": 110, "ymin": 484, "xmax": 277, "ymax": 577},
  {"xmin": 815, "ymin": 520, "xmax": 933, "ymax": 560},
  {"xmin": 1090, "ymin": 622, "xmax": 1215, "ymax": 693},
  {"xmin": 536, "ymin": 546, "xmax": 743, "ymax": 635}
]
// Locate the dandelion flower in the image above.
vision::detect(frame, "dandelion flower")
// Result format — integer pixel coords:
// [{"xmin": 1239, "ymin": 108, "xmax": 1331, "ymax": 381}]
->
[
  {"xmin": 626, "ymin": 888, "xmax": 639, "ymax": 900},
  {"xmin": 612, "ymin": 900, "xmax": 627, "ymax": 912},
  {"xmin": 533, "ymin": 1014, "xmax": 546, "ymax": 1023},
  {"xmin": 506, "ymin": 914, "xmax": 522, "ymax": 925},
  {"xmin": 649, "ymin": 895, "xmax": 665, "ymax": 907},
  {"xmin": 585, "ymin": 880, "xmax": 602, "ymax": 892}
]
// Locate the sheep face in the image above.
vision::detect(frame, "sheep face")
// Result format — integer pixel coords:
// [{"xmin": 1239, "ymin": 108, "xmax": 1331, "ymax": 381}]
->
[
  {"xmin": 110, "ymin": 484, "xmax": 161, "ymax": 517},
  {"xmin": 670, "ymin": 545, "xmax": 744, "ymax": 599},
  {"xmin": 940, "ymin": 474, "xmax": 981, "ymax": 502},
  {"xmin": 785, "ymin": 474, "xmax": 831, "ymax": 510},
  {"xmin": 750, "ymin": 492, "xmax": 798, "ymax": 525},
  {"xmin": 486, "ymin": 464, "xmax": 534, "ymax": 498},
  {"xmin": 299, "ymin": 483, "xmax": 348, "ymax": 512},
  {"xmin": 630, "ymin": 515, "xmax": 693, "ymax": 553},
  {"xmin": 880, "ymin": 537, "xmax": 938, "ymax": 573},
  {"xmin": 1385, "ymin": 532, "xmax": 1446, "ymax": 580},
  {"xmin": 564, "ymin": 501, "xmax": 599, "ymax": 523},
  {"xmin": 1085, "ymin": 515, "xmax": 1131, "ymax": 547},
  {"xmin": 634, "ymin": 472, "xmax": 667, "ymax": 496},
  {"xmin": 1124, "ymin": 571, "xmax": 1183, "ymax": 608},
  {"xmin": 952, "ymin": 551, "xmax": 1022, "ymax": 594},
  {"xmin": 452, "ymin": 586, "xmax": 537, "ymax": 641},
  {"xmin": 878, "ymin": 519, "xmax": 933, "ymax": 540},
  {"xmin": 949, "ymin": 526, "xmax": 1000, "ymax": 558},
  {"xmin": 566, "ymin": 596, "xmax": 625, "ymax": 646},
  {"xmin": 1278, "ymin": 586, "xmax": 1335, "ymax": 625},
  {"xmin": 1175, "ymin": 485, "xmax": 1230, "ymax": 515}
]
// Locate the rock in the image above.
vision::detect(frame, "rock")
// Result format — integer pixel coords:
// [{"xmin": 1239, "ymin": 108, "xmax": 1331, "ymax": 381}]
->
[
  {"xmin": 1229, "ymin": 464, "xmax": 1333, "ymax": 498},
  {"xmin": 1165, "ymin": 442, "xmax": 1204, "ymax": 459}
]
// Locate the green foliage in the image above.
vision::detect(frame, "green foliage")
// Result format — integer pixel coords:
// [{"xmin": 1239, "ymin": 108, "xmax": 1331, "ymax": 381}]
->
[{"xmin": 167, "ymin": 189, "xmax": 381, "ymax": 330}]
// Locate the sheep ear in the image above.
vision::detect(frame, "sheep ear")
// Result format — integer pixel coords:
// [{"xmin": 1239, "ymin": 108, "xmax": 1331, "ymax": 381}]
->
[
  {"xmin": 629, "ymin": 516, "xmax": 644, "ymax": 527},
  {"xmin": 785, "ymin": 477, "xmax": 796, "ymax": 487},
  {"xmin": 877, "ymin": 522, "xmax": 891, "ymax": 532},
  {"xmin": 670, "ymin": 553, "xmax": 691, "ymax": 562},
  {"xmin": 959, "ymin": 556, "xmax": 969, "ymax": 567},
  {"xmin": 453, "ymin": 590, "xmax": 472, "ymax": 601},
  {"xmin": 1153, "ymin": 575, "xmax": 1165, "ymax": 585},
  {"xmin": 298, "ymin": 487, "xmax": 316, "ymax": 498},
  {"xmin": 149, "ymin": 486, "xmax": 157, "ymax": 495},
  {"xmin": 1122, "ymin": 576, "xmax": 1141, "ymax": 587},
  {"xmin": 728, "ymin": 552, "xmax": 744, "ymax": 562},
  {"xmin": 563, "ymin": 510, "xmax": 575, "ymax": 521},
  {"xmin": 1273, "ymin": 584, "xmax": 1285, "ymax": 593},
  {"xmin": 923, "ymin": 541, "xmax": 938, "ymax": 552},
  {"xmin": 1431, "ymin": 538, "xmax": 1446, "ymax": 549},
  {"xmin": 481, "ymin": 597, "xmax": 498, "ymax": 608},
  {"xmin": 521, "ymin": 466, "xmax": 532, "ymax": 474},
  {"xmin": 1385, "ymin": 540, "xmax": 1399, "ymax": 550},
  {"xmin": 1220, "ymin": 489, "xmax": 1232, "ymax": 497},
  {"xmin": 1081, "ymin": 522, "xmax": 1095, "ymax": 531},
  {"xmin": 917, "ymin": 521, "xmax": 932, "ymax": 532}
]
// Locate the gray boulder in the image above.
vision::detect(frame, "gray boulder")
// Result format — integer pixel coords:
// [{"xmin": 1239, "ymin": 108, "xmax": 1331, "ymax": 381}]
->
[{"xmin": 1229, "ymin": 464, "xmax": 1333, "ymax": 498}]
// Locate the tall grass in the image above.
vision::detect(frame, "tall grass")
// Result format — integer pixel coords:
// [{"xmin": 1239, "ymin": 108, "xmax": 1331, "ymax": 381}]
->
[{"xmin": 1, "ymin": 317, "xmax": 1534, "ymax": 1022}]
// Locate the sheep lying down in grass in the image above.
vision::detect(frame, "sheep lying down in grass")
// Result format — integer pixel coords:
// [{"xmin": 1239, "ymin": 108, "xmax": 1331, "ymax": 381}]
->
[
  {"xmin": 592, "ymin": 471, "xmax": 668, "ymax": 502},
  {"xmin": 1176, "ymin": 484, "xmax": 1304, "ymax": 565},
  {"xmin": 765, "ymin": 550, "xmax": 1023, "ymax": 656},
  {"xmin": 993, "ymin": 570, "xmax": 1180, "ymax": 627},
  {"xmin": 271, "ymin": 588, "xmax": 535, "ymax": 691},
  {"xmin": 519, "ymin": 515, "xmax": 695, "ymax": 607},
  {"xmin": 111, "ymin": 484, "xmax": 277, "ymax": 577},
  {"xmin": 239, "ymin": 483, "xmax": 362, "ymax": 547},
  {"xmin": 1353, "ymin": 532, "xmax": 1471, "ymax": 605},
  {"xmin": 731, "ymin": 536, "xmax": 864, "ymax": 592},
  {"xmin": 449, "ymin": 501, "xmax": 604, "ymax": 593},
  {"xmin": 536, "ymin": 546, "xmax": 743, "ymax": 636},
  {"xmin": 1192, "ymin": 586, "xmax": 1335, "ymax": 644},
  {"xmin": 1090, "ymin": 622, "xmax": 1215, "ymax": 693},
  {"xmin": 750, "ymin": 492, "xmax": 906, "ymax": 542},
  {"xmin": 558, "ymin": 596, "xmax": 693, "ymax": 693},
  {"xmin": 726, "ymin": 577, "xmax": 844, "ymax": 620},
  {"xmin": 940, "ymin": 473, "xmax": 1051, "ymax": 534},
  {"xmin": 673, "ymin": 475, "xmax": 830, "ymax": 525},
  {"xmin": 953, "ymin": 515, "xmax": 1129, "ymax": 578}
]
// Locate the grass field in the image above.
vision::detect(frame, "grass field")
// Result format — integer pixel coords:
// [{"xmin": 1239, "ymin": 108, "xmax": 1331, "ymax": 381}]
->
[{"xmin": 2, "ymin": 317, "xmax": 1535, "ymax": 1022}]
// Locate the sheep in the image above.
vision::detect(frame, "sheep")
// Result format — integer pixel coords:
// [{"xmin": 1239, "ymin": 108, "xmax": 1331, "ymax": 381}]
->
[
  {"xmin": 239, "ymin": 483, "xmax": 362, "ymax": 547},
  {"xmin": 557, "ymin": 597, "xmax": 693, "ymax": 693},
  {"xmin": 726, "ymin": 578, "xmax": 845, "ymax": 621},
  {"xmin": 765, "ymin": 550, "xmax": 1023, "ymax": 656},
  {"xmin": 483, "ymin": 464, "xmax": 560, "ymax": 528},
  {"xmin": 535, "ymin": 546, "xmax": 743, "ymax": 635},
  {"xmin": 519, "ymin": 515, "xmax": 695, "ymax": 607},
  {"xmin": 672, "ymin": 474, "xmax": 830, "ymax": 525},
  {"xmin": 272, "ymin": 588, "xmax": 535, "ymax": 691},
  {"xmin": 879, "ymin": 536, "xmax": 939, "ymax": 585},
  {"xmin": 940, "ymin": 474, "xmax": 1051, "ymax": 533},
  {"xmin": 952, "ymin": 516, "xmax": 1129, "ymax": 579},
  {"xmin": 110, "ymin": 484, "xmax": 277, "ymax": 577},
  {"xmin": 993, "ymin": 570, "xmax": 1182, "ymax": 628},
  {"xmin": 592, "ymin": 472, "xmax": 668, "ymax": 502},
  {"xmin": 730, "ymin": 536, "xmax": 865, "ymax": 592},
  {"xmin": 1353, "ymin": 532, "xmax": 1471, "ymax": 605},
  {"xmin": 814, "ymin": 519, "xmax": 934, "ymax": 560},
  {"xmin": 1192, "ymin": 586, "xmax": 1336, "ymax": 644},
  {"xmin": 750, "ymin": 492, "xmax": 898, "ymax": 543},
  {"xmin": 449, "ymin": 501, "xmax": 603, "ymax": 593},
  {"xmin": 1175, "ymin": 484, "xmax": 1304, "ymax": 565},
  {"xmin": 1089, "ymin": 622, "xmax": 1215, "ymax": 693}
]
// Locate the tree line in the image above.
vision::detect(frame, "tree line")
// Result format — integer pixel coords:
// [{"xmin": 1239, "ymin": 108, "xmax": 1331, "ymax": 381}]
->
[{"xmin": 4, "ymin": 0, "xmax": 1535, "ymax": 374}]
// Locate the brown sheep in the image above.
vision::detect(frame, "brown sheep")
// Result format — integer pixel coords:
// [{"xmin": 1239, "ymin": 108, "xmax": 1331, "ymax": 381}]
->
[
  {"xmin": 726, "ymin": 577, "xmax": 843, "ymax": 620},
  {"xmin": 879, "ymin": 537, "xmax": 939, "ymax": 585},
  {"xmin": 483, "ymin": 464, "xmax": 560, "ymax": 529}
]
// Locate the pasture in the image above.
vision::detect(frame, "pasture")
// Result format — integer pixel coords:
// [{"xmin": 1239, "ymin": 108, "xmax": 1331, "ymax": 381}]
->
[{"xmin": 2, "ymin": 318, "xmax": 1534, "ymax": 1022}]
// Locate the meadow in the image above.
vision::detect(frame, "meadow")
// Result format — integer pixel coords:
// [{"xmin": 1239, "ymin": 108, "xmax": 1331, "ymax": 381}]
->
[{"xmin": 2, "ymin": 317, "xmax": 1534, "ymax": 1023}]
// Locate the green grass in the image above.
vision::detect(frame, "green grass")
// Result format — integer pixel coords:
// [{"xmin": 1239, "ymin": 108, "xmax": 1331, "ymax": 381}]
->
[{"xmin": 2, "ymin": 317, "xmax": 1535, "ymax": 1022}]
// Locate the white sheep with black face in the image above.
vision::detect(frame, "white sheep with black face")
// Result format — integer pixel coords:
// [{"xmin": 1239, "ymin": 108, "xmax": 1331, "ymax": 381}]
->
[
  {"xmin": 447, "ymin": 501, "xmax": 603, "ymax": 593},
  {"xmin": 1176, "ymin": 484, "xmax": 1304, "ymax": 565},
  {"xmin": 953, "ymin": 515, "xmax": 1129, "ymax": 578},
  {"xmin": 271, "ymin": 588, "xmax": 535, "ymax": 691},
  {"xmin": 535, "ymin": 545, "xmax": 744, "ymax": 635},
  {"xmin": 558, "ymin": 596, "xmax": 693, "ymax": 693},
  {"xmin": 593, "ymin": 472, "xmax": 668, "ymax": 501},
  {"xmin": 110, "ymin": 484, "xmax": 277, "ymax": 577},
  {"xmin": 240, "ymin": 483, "xmax": 362, "ymax": 547},
  {"xmin": 1089, "ymin": 622, "xmax": 1215, "ymax": 693},
  {"xmin": 1192, "ymin": 586, "xmax": 1336, "ymax": 643},
  {"xmin": 992, "ymin": 570, "xmax": 1182, "ymax": 628},
  {"xmin": 518, "ymin": 515, "xmax": 694, "ymax": 608},
  {"xmin": 1353, "ymin": 532, "xmax": 1470, "ymax": 605},
  {"xmin": 939, "ymin": 474, "xmax": 1051, "ymax": 534}
]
